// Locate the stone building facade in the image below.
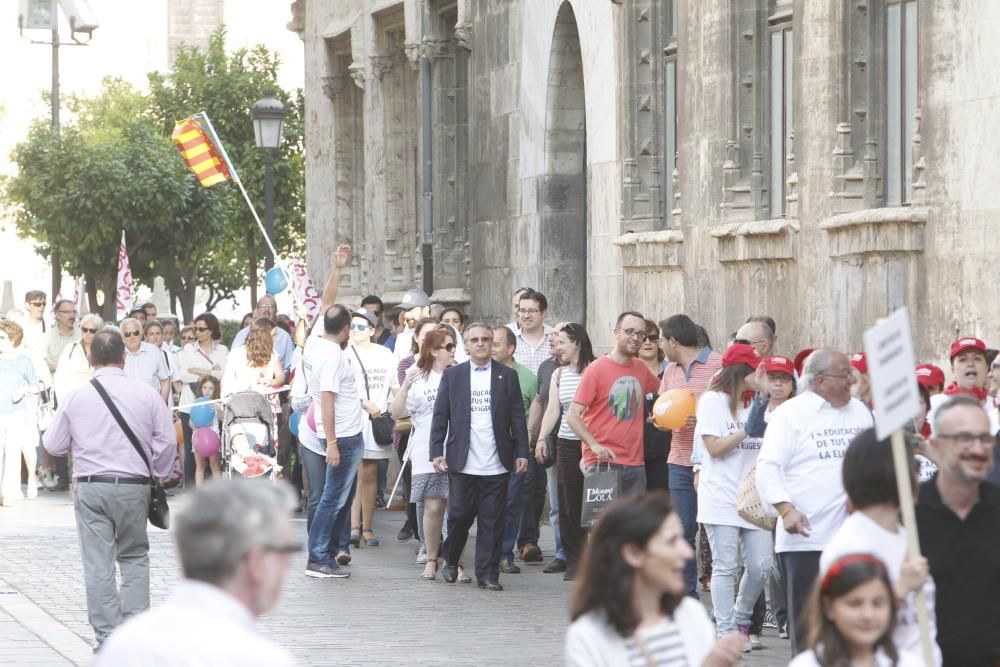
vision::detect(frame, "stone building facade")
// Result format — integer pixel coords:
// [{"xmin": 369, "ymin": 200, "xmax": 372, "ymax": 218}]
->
[{"xmin": 291, "ymin": 0, "xmax": 1000, "ymax": 357}]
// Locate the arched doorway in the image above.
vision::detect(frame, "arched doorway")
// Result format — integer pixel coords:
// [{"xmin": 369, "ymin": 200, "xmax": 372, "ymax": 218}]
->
[{"xmin": 540, "ymin": 1, "xmax": 588, "ymax": 325}]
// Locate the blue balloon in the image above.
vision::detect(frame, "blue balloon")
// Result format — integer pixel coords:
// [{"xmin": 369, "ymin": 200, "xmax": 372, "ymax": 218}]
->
[
  {"xmin": 289, "ymin": 411, "xmax": 302, "ymax": 438},
  {"xmin": 264, "ymin": 267, "xmax": 288, "ymax": 295},
  {"xmin": 190, "ymin": 398, "xmax": 215, "ymax": 428}
]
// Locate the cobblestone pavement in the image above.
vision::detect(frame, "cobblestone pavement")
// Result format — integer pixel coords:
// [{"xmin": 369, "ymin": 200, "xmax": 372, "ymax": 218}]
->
[{"xmin": 0, "ymin": 491, "xmax": 790, "ymax": 666}]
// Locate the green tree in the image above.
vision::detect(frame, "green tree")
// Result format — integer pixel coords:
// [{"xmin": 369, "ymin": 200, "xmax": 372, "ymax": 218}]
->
[
  {"xmin": 4, "ymin": 78, "xmax": 198, "ymax": 319},
  {"xmin": 147, "ymin": 28, "xmax": 305, "ymax": 316}
]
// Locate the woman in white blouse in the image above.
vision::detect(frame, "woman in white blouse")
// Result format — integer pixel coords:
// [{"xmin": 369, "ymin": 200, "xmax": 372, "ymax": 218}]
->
[
  {"xmin": 53, "ymin": 313, "xmax": 102, "ymax": 403},
  {"xmin": 390, "ymin": 327, "xmax": 456, "ymax": 581},
  {"xmin": 565, "ymin": 492, "xmax": 742, "ymax": 667},
  {"xmin": 179, "ymin": 313, "xmax": 228, "ymax": 487}
]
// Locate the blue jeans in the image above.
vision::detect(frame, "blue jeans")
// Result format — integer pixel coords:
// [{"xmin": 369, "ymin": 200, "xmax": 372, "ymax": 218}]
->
[
  {"xmin": 705, "ymin": 524, "xmax": 774, "ymax": 633},
  {"xmin": 669, "ymin": 463, "xmax": 698, "ymax": 598},
  {"xmin": 306, "ymin": 433, "xmax": 364, "ymax": 566},
  {"xmin": 547, "ymin": 466, "xmax": 565, "ymax": 561},
  {"xmin": 300, "ymin": 445, "xmax": 327, "ymax": 532},
  {"xmin": 501, "ymin": 471, "xmax": 525, "ymax": 560}
]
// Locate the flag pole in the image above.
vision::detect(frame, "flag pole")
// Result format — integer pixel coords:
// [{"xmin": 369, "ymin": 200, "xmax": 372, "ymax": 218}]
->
[{"xmin": 194, "ymin": 112, "xmax": 300, "ymax": 308}]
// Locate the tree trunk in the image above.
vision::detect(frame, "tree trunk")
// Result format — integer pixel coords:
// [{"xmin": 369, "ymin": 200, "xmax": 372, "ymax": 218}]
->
[
  {"xmin": 178, "ymin": 279, "xmax": 197, "ymax": 323},
  {"xmin": 51, "ymin": 252, "xmax": 62, "ymax": 300},
  {"xmin": 246, "ymin": 227, "xmax": 258, "ymax": 307},
  {"xmin": 100, "ymin": 269, "xmax": 117, "ymax": 322},
  {"xmin": 85, "ymin": 272, "xmax": 99, "ymax": 315}
]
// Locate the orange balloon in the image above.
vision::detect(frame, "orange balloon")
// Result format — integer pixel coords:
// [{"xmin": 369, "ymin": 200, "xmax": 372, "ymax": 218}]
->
[
  {"xmin": 175, "ymin": 420, "xmax": 184, "ymax": 446},
  {"xmin": 653, "ymin": 389, "xmax": 696, "ymax": 429}
]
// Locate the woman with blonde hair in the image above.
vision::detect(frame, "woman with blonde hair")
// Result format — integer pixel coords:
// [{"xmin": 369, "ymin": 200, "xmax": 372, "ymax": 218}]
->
[{"xmin": 0, "ymin": 320, "xmax": 43, "ymax": 504}]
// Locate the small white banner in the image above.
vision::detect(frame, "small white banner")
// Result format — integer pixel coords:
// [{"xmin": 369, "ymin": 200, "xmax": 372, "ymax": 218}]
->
[{"xmin": 864, "ymin": 307, "xmax": 921, "ymax": 440}]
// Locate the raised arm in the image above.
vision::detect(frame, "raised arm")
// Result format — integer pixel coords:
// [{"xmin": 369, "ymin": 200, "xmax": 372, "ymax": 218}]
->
[{"xmin": 320, "ymin": 243, "xmax": 352, "ymax": 313}]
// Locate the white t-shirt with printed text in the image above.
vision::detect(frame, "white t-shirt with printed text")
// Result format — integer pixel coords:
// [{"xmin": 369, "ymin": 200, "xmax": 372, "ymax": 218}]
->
[
  {"xmin": 405, "ymin": 370, "xmax": 443, "ymax": 475},
  {"xmin": 346, "ymin": 343, "xmax": 396, "ymax": 451},
  {"xmin": 695, "ymin": 390, "xmax": 763, "ymax": 529},
  {"xmin": 463, "ymin": 362, "xmax": 505, "ymax": 475}
]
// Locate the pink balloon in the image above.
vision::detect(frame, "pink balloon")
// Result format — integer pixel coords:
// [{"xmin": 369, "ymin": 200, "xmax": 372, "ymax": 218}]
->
[
  {"xmin": 305, "ymin": 402, "xmax": 317, "ymax": 432},
  {"xmin": 192, "ymin": 427, "xmax": 221, "ymax": 458}
]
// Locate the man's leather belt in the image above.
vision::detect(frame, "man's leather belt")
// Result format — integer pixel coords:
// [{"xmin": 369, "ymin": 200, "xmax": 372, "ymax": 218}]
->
[{"xmin": 75, "ymin": 475, "xmax": 151, "ymax": 485}]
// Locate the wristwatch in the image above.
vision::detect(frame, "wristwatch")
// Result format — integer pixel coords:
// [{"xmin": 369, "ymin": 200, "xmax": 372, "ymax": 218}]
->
[{"xmin": 692, "ymin": 464, "xmax": 702, "ymax": 474}]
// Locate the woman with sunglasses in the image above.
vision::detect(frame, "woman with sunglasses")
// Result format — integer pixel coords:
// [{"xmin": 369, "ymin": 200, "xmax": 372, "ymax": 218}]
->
[
  {"xmin": 54, "ymin": 313, "xmax": 103, "ymax": 404},
  {"xmin": 179, "ymin": 313, "xmax": 228, "ymax": 487},
  {"xmin": 390, "ymin": 327, "xmax": 461, "ymax": 580},
  {"xmin": 535, "ymin": 322, "xmax": 597, "ymax": 580},
  {"xmin": 346, "ymin": 310, "xmax": 396, "ymax": 548}
]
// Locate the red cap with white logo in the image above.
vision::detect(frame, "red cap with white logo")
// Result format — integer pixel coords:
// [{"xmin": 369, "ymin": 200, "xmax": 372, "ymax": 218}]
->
[
  {"xmin": 915, "ymin": 363, "xmax": 946, "ymax": 387},
  {"xmin": 762, "ymin": 355, "xmax": 794, "ymax": 374},
  {"xmin": 850, "ymin": 352, "xmax": 867, "ymax": 374},
  {"xmin": 949, "ymin": 337, "xmax": 986, "ymax": 360}
]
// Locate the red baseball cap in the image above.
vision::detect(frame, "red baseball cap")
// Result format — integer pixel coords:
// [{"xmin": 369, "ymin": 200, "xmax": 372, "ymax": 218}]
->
[
  {"xmin": 915, "ymin": 363, "xmax": 945, "ymax": 388},
  {"xmin": 762, "ymin": 355, "xmax": 794, "ymax": 375},
  {"xmin": 850, "ymin": 352, "xmax": 867, "ymax": 374},
  {"xmin": 949, "ymin": 337, "xmax": 986, "ymax": 360},
  {"xmin": 722, "ymin": 343, "xmax": 761, "ymax": 369},
  {"xmin": 793, "ymin": 348, "xmax": 815, "ymax": 376}
]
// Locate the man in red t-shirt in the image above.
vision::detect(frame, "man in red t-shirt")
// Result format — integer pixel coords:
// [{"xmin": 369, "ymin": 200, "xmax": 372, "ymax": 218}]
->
[{"xmin": 566, "ymin": 311, "xmax": 660, "ymax": 496}]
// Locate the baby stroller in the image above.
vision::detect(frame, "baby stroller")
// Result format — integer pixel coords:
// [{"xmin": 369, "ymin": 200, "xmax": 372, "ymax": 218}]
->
[{"xmin": 221, "ymin": 390, "xmax": 281, "ymax": 480}]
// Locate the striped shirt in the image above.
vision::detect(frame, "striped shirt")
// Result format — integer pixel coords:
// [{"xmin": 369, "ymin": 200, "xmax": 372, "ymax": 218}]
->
[
  {"xmin": 513, "ymin": 324, "xmax": 554, "ymax": 374},
  {"xmin": 557, "ymin": 366, "xmax": 583, "ymax": 440},
  {"xmin": 659, "ymin": 347, "xmax": 722, "ymax": 466},
  {"xmin": 625, "ymin": 617, "xmax": 688, "ymax": 667}
]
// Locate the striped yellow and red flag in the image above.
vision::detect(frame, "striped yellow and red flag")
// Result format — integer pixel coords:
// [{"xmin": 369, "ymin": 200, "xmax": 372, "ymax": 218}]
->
[{"xmin": 171, "ymin": 116, "xmax": 231, "ymax": 187}]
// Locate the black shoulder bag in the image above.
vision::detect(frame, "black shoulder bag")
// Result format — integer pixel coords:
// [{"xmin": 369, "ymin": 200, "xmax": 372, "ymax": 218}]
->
[
  {"xmin": 90, "ymin": 379, "xmax": 170, "ymax": 529},
  {"xmin": 350, "ymin": 346, "xmax": 395, "ymax": 445}
]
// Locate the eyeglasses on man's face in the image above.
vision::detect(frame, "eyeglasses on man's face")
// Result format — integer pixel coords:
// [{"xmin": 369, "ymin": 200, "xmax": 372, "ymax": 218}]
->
[
  {"xmin": 936, "ymin": 432, "xmax": 994, "ymax": 447},
  {"xmin": 81, "ymin": 327, "xmax": 99, "ymax": 334},
  {"xmin": 350, "ymin": 323, "xmax": 372, "ymax": 331},
  {"xmin": 618, "ymin": 328, "xmax": 644, "ymax": 339},
  {"xmin": 467, "ymin": 336, "xmax": 491, "ymax": 345},
  {"xmin": 123, "ymin": 330, "xmax": 141, "ymax": 338},
  {"xmin": 518, "ymin": 307, "xmax": 541, "ymax": 316},
  {"xmin": 181, "ymin": 336, "xmax": 195, "ymax": 343},
  {"xmin": 818, "ymin": 371, "xmax": 854, "ymax": 382}
]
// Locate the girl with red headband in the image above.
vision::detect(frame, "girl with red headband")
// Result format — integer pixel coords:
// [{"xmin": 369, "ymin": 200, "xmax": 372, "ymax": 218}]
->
[{"xmin": 791, "ymin": 554, "xmax": 923, "ymax": 667}]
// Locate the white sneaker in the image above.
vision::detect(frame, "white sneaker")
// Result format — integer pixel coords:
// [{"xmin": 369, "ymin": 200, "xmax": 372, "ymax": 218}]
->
[
  {"xmin": 416, "ymin": 545, "xmax": 428, "ymax": 564},
  {"xmin": 26, "ymin": 477, "xmax": 38, "ymax": 500}
]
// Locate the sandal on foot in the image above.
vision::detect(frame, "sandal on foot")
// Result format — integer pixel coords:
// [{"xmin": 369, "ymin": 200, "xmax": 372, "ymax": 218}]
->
[
  {"xmin": 349, "ymin": 527, "xmax": 362, "ymax": 548},
  {"xmin": 362, "ymin": 529, "xmax": 380, "ymax": 547},
  {"xmin": 420, "ymin": 561, "xmax": 438, "ymax": 580}
]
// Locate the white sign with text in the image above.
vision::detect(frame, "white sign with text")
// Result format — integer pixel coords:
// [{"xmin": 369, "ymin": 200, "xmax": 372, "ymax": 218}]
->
[{"xmin": 864, "ymin": 307, "xmax": 920, "ymax": 440}]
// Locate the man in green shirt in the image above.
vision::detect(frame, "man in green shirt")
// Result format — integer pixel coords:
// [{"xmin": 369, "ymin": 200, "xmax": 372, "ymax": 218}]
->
[{"xmin": 492, "ymin": 326, "xmax": 538, "ymax": 573}]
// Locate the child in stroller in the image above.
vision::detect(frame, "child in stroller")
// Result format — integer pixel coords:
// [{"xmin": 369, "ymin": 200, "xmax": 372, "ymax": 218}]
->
[{"xmin": 221, "ymin": 390, "xmax": 281, "ymax": 479}]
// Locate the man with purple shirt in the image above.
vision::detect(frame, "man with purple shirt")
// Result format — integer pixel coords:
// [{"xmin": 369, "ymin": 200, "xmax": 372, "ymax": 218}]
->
[{"xmin": 43, "ymin": 330, "xmax": 176, "ymax": 651}]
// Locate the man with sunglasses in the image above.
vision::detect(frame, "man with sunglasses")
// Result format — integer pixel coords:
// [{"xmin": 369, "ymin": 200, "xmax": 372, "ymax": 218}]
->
[
  {"xmin": 755, "ymin": 348, "xmax": 874, "ymax": 653},
  {"xmin": 96, "ymin": 479, "xmax": 297, "ymax": 664},
  {"xmin": 917, "ymin": 395, "xmax": 1000, "ymax": 667},
  {"xmin": 120, "ymin": 318, "xmax": 171, "ymax": 403},
  {"xmin": 44, "ymin": 299, "xmax": 80, "ymax": 373},
  {"xmin": 430, "ymin": 323, "xmax": 530, "ymax": 591},
  {"xmin": 20, "ymin": 290, "xmax": 49, "ymax": 360}
]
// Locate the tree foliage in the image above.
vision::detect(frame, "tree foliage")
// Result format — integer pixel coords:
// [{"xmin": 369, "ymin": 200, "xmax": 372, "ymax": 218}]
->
[{"xmin": 2, "ymin": 28, "xmax": 304, "ymax": 322}]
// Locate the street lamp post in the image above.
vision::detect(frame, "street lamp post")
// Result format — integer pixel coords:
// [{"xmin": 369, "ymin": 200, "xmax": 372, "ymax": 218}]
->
[{"xmin": 251, "ymin": 92, "xmax": 286, "ymax": 271}]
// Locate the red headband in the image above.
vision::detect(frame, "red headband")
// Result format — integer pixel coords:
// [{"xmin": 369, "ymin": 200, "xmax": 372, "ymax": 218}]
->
[{"xmin": 820, "ymin": 554, "xmax": 886, "ymax": 594}]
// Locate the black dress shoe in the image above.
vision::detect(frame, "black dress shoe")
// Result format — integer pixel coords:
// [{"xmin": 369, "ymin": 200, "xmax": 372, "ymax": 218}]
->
[
  {"xmin": 543, "ymin": 558, "xmax": 567, "ymax": 574},
  {"xmin": 499, "ymin": 559, "xmax": 521, "ymax": 574},
  {"xmin": 477, "ymin": 579, "xmax": 503, "ymax": 591},
  {"xmin": 441, "ymin": 565, "xmax": 458, "ymax": 583},
  {"xmin": 562, "ymin": 571, "xmax": 576, "ymax": 582}
]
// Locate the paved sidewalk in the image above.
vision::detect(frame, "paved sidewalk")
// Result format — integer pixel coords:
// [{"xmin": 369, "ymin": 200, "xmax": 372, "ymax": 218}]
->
[{"xmin": 0, "ymin": 491, "xmax": 790, "ymax": 666}]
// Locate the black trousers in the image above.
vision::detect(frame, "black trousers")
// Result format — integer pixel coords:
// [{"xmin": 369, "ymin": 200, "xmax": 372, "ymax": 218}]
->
[
  {"xmin": 445, "ymin": 471, "xmax": 509, "ymax": 582},
  {"xmin": 644, "ymin": 456, "xmax": 669, "ymax": 492},
  {"xmin": 556, "ymin": 438, "xmax": 585, "ymax": 573},
  {"xmin": 778, "ymin": 550, "xmax": 821, "ymax": 657}
]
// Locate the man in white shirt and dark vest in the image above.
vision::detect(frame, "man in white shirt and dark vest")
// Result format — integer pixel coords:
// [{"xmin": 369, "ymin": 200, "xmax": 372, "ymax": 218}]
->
[
  {"xmin": 430, "ymin": 323, "xmax": 530, "ymax": 591},
  {"xmin": 755, "ymin": 348, "xmax": 874, "ymax": 655}
]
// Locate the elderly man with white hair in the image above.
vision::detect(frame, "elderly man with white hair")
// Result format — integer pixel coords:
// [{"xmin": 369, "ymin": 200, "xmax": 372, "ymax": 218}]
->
[
  {"xmin": 96, "ymin": 478, "xmax": 298, "ymax": 665},
  {"xmin": 755, "ymin": 348, "xmax": 874, "ymax": 655},
  {"xmin": 120, "ymin": 317, "xmax": 171, "ymax": 403}
]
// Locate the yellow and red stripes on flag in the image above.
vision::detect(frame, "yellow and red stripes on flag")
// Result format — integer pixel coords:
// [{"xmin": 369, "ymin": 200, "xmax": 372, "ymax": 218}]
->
[{"xmin": 171, "ymin": 116, "xmax": 231, "ymax": 188}]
